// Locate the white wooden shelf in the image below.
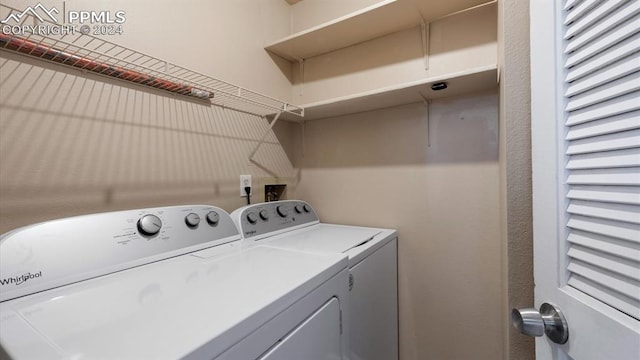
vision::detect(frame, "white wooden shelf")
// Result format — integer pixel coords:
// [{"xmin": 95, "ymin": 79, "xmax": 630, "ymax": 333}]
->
[
  {"xmin": 266, "ymin": 0, "xmax": 492, "ymax": 61},
  {"xmin": 284, "ymin": 66, "xmax": 498, "ymax": 121},
  {"xmin": 266, "ymin": 0, "xmax": 413, "ymax": 61}
]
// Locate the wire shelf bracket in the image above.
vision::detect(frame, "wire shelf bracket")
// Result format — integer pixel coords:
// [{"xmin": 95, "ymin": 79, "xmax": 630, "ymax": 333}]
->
[{"xmin": 0, "ymin": 4, "xmax": 304, "ymax": 118}]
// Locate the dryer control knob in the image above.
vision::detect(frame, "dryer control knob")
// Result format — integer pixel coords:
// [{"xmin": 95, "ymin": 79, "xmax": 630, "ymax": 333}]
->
[
  {"xmin": 138, "ymin": 214, "xmax": 162, "ymax": 236},
  {"xmin": 185, "ymin": 213, "xmax": 200, "ymax": 228},
  {"xmin": 294, "ymin": 204, "xmax": 304, "ymax": 214},
  {"xmin": 276, "ymin": 205, "xmax": 288, "ymax": 218},
  {"xmin": 246, "ymin": 212, "xmax": 259, "ymax": 224},
  {"xmin": 259, "ymin": 209, "xmax": 269, "ymax": 220},
  {"xmin": 303, "ymin": 204, "xmax": 311, "ymax": 213},
  {"xmin": 206, "ymin": 211, "xmax": 219, "ymax": 226}
]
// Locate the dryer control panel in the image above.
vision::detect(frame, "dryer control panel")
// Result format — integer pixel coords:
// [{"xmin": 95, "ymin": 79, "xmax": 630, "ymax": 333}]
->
[
  {"xmin": 231, "ymin": 200, "xmax": 319, "ymax": 240},
  {"xmin": 0, "ymin": 205, "xmax": 240, "ymax": 302}
]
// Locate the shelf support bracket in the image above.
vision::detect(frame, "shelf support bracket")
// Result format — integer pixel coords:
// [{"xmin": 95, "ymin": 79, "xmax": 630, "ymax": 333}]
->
[
  {"xmin": 419, "ymin": 93, "xmax": 431, "ymax": 148},
  {"xmin": 421, "ymin": 21, "xmax": 430, "ymax": 71},
  {"xmin": 249, "ymin": 111, "xmax": 282, "ymax": 162},
  {"xmin": 298, "ymin": 59, "xmax": 305, "ymax": 96}
]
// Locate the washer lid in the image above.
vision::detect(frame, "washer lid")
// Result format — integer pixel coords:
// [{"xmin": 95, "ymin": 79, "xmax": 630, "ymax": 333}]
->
[{"xmin": 0, "ymin": 245, "xmax": 348, "ymax": 360}]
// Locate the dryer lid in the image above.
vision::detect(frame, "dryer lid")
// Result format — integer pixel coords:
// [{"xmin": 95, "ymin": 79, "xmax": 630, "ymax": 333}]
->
[{"xmin": 263, "ymin": 224, "xmax": 382, "ymax": 254}]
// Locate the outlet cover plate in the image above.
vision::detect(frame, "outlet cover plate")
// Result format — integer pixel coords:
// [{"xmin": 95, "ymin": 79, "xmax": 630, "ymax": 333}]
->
[{"xmin": 240, "ymin": 175, "xmax": 252, "ymax": 196}]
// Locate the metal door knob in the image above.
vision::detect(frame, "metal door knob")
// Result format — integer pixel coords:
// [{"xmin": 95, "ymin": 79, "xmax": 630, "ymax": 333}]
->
[{"xmin": 512, "ymin": 303, "xmax": 568, "ymax": 344}]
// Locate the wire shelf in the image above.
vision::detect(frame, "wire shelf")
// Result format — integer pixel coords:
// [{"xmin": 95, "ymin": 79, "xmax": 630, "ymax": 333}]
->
[{"xmin": 0, "ymin": 3, "xmax": 303, "ymax": 118}]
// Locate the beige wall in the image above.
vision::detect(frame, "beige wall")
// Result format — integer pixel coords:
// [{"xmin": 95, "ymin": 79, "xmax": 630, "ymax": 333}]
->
[
  {"xmin": 499, "ymin": 0, "xmax": 535, "ymax": 359},
  {"xmin": 289, "ymin": 0, "xmax": 381, "ymax": 33},
  {"xmin": 291, "ymin": 91, "xmax": 503, "ymax": 360},
  {"xmin": 0, "ymin": 0, "xmax": 297, "ymax": 233}
]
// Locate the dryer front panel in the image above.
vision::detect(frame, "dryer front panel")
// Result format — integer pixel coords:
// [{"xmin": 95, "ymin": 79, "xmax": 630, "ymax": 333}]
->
[{"xmin": 258, "ymin": 298, "xmax": 341, "ymax": 360}]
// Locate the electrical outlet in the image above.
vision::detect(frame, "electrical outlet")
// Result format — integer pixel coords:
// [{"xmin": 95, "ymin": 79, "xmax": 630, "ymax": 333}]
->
[{"xmin": 240, "ymin": 175, "xmax": 252, "ymax": 197}]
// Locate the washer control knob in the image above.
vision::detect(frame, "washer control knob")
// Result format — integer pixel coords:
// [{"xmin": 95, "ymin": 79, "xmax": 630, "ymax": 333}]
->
[
  {"xmin": 303, "ymin": 204, "xmax": 311, "ymax": 213},
  {"xmin": 246, "ymin": 212, "xmax": 259, "ymax": 224},
  {"xmin": 259, "ymin": 209, "xmax": 269, "ymax": 221},
  {"xmin": 276, "ymin": 205, "xmax": 288, "ymax": 218},
  {"xmin": 137, "ymin": 214, "xmax": 162, "ymax": 236},
  {"xmin": 185, "ymin": 213, "xmax": 200, "ymax": 228},
  {"xmin": 206, "ymin": 211, "xmax": 220, "ymax": 226},
  {"xmin": 294, "ymin": 204, "xmax": 304, "ymax": 214}
]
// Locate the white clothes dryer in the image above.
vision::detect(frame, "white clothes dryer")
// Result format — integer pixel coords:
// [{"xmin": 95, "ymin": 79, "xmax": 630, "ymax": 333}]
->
[
  {"xmin": 0, "ymin": 205, "xmax": 350, "ymax": 360},
  {"xmin": 231, "ymin": 200, "xmax": 398, "ymax": 360}
]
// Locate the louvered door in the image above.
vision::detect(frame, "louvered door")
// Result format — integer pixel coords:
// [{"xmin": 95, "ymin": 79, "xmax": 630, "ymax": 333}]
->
[
  {"xmin": 564, "ymin": 0, "xmax": 640, "ymax": 322},
  {"xmin": 530, "ymin": 0, "xmax": 640, "ymax": 359}
]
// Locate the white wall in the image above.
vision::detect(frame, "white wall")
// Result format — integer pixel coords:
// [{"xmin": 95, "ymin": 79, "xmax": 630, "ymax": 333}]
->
[{"xmin": 292, "ymin": 91, "xmax": 503, "ymax": 360}]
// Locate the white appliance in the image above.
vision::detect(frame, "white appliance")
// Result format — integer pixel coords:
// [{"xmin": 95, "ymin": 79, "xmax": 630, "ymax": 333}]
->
[
  {"xmin": 231, "ymin": 200, "xmax": 398, "ymax": 360},
  {"xmin": 0, "ymin": 205, "xmax": 350, "ymax": 359}
]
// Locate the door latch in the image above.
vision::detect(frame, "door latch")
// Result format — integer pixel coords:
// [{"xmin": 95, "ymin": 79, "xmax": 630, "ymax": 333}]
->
[{"xmin": 512, "ymin": 303, "xmax": 568, "ymax": 344}]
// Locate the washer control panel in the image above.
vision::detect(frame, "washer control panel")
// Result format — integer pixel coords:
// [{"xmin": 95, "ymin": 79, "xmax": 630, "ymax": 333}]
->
[
  {"xmin": 0, "ymin": 205, "xmax": 239, "ymax": 302},
  {"xmin": 231, "ymin": 200, "xmax": 319, "ymax": 240}
]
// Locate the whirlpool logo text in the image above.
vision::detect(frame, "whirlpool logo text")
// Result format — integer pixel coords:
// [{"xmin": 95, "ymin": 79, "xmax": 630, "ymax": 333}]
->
[{"xmin": 0, "ymin": 271, "xmax": 43, "ymax": 286}]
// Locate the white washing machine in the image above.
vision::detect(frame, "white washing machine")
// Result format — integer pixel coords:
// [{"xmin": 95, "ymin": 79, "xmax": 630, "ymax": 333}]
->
[
  {"xmin": 231, "ymin": 200, "xmax": 398, "ymax": 360},
  {"xmin": 0, "ymin": 205, "xmax": 350, "ymax": 359}
]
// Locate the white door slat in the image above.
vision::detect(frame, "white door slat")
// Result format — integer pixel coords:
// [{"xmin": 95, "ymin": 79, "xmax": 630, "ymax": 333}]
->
[
  {"xmin": 568, "ymin": 230, "xmax": 640, "ymax": 262},
  {"xmin": 566, "ymin": 33, "xmax": 640, "ymax": 82},
  {"xmin": 567, "ymin": 215, "xmax": 640, "ymax": 243},
  {"xmin": 565, "ymin": 0, "xmax": 628, "ymax": 39},
  {"xmin": 567, "ymin": 261, "xmax": 640, "ymax": 300},
  {"xmin": 566, "ymin": 72, "xmax": 640, "ymax": 111},
  {"xmin": 565, "ymin": 58, "xmax": 640, "ymax": 99},
  {"xmin": 568, "ymin": 246, "xmax": 640, "ymax": 281},
  {"xmin": 567, "ymin": 200, "xmax": 640, "ymax": 224},
  {"xmin": 565, "ymin": 0, "xmax": 602, "ymax": 25},
  {"xmin": 566, "ymin": 167, "xmax": 640, "ymax": 185},
  {"xmin": 565, "ymin": 17, "xmax": 639, "ymax": 67},
  {"xmin": 568, "ymin": 275, "xmax": 640, "ymax": 319},
  {"xmin": 564, "ymin": 0, "xmax": 582, "ymax": 11},
  {"xmin": 566, "ymin": 110, "xmax": 640, "ymax": 140},
  {"xmin": 566, "ymin": 148, "xmax": 640, "ymax": 169},
  {"xmin": 566, "ymin": 129, "xmax": 640, "ymax": 154},
  {"xmin": 565, "ymin": 4, "xmax": 640, "ymax": 54},
  {"xmin": 567, "ymin": 185, "xmax": 640, "ymax": 205},
  {"xmin": 566, "ymin": 92, "xmax": 640, "ymax": 125}
]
